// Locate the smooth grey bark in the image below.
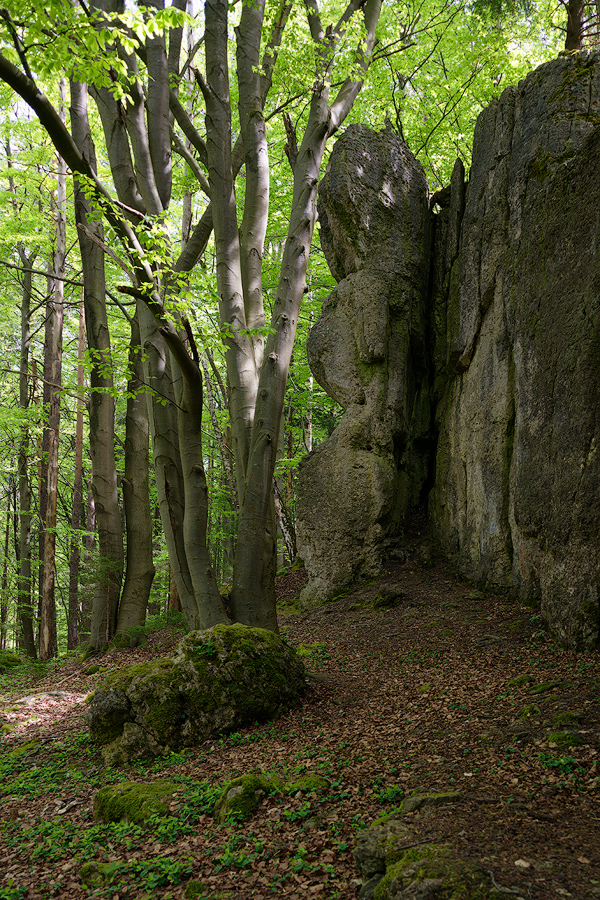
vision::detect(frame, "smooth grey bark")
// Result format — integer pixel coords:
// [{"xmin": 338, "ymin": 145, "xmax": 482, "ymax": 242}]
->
[
  {"xmin": 116, "ymin": 311, "xmax": 155, "ymax": 636},
  {"xmin": 229, "ymin": 0, "xmax": 383, "ymax": 627},
  {"xmin": 70, "ymin": 78, "xmax": 124, "ymax": 650}
]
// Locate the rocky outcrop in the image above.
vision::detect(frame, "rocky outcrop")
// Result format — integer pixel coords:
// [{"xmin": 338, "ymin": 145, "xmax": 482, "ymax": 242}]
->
[
  {"xmin": 296, "ymin": 125, "xmax": 431, "ymax": 602},
  {"xmin": 430, "ymin": 51, "xmax": 600, "ymax": 649},
  {"xmin": 299, "ymin": 51, "xmax": 600, "ymax": 649},
  {"xmin": 88, "ymin": 625, "xmax": 305, "ymax": 764}
]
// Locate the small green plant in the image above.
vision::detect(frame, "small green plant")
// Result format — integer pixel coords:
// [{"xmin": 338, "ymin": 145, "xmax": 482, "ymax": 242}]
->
[
  {"xmin": 374, "ymin": 784, "xmax": 405, "ymax": 803},
  {"xmin": 0, "ymin": 883, "xmax": 28, "ymax": 899},
  {"xmin": 192, "ymin": 640, "xmax": 218, "ymax": 659}
]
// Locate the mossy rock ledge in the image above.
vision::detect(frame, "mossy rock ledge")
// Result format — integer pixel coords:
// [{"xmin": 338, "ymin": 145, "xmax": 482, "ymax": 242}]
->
[
  {"xmin": 88, "ymin": 624, "xmax": 305, "ymax": 765},
  {"xmin": 355, "ymin": 826, "xmax": 504, "ymax": 900},
  {"xmin": 354, "ymin": 793, "xmax": 503, "ymax": 900}
]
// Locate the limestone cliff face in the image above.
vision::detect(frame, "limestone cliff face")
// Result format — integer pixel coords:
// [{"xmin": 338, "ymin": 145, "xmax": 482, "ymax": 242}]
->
[
  {"xmin": 431, "ymin": 52, "xmax": 600, "ymax": 649},
  {"xmin": 298, "ymin": 53, "xmax": 600, "ymax": 649},
  {"xmin": 296, "ymin": 125, "xmax": 431, "ymax": 601}
]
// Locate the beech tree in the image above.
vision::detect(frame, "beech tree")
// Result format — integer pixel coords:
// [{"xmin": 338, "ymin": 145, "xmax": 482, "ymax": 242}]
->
[{"xmin": 0, "ymin": 0, "xmax": 383, "ymax": 643}]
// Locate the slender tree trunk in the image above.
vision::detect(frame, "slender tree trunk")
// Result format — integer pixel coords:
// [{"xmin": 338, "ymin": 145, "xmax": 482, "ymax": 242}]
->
[
  {"xmin": 229, "ymin": 0, "xmax": 383, "ymax": 627},
  {"xmin": 67, "ymin": 302, "xmax": 86, "ymax": 651},
  {"xmin": 39, "ymin": 80, "xmax": 67, "ymax": 660},
  {"xmin": 116, "ymin": 311, "xmax": 155, "ymax": 638},
  {"xmin": 17, "ymin": 249, "xmax": 36, "ymax": 658},
  {"xmin": 168, "ymin": 567, "xmax": 181, "ymax": 612},
  {"xmin": 70, "ymin": 78, "xmax": 124, "ymax": 650},
  {"xmin": 0, "ymin": 492, "xmax": 10, "ymax": 651},
  {"xmin": 273, "ymin": 480, "xmax": 296, "ymax": 563},
  {"xmin": 80, "ymin": 481, "xmax": 95, "ymax": 638}
]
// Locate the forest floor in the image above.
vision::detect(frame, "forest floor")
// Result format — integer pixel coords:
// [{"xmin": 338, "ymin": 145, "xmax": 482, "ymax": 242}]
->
[{"xmin": 1, "ymin": 522, "xmax": 600, "ymax": 900}]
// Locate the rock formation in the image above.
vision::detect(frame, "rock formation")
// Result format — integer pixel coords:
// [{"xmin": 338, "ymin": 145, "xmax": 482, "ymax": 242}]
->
[
  {"xmin": 296, "ymin": 125, "xmax": 431, "ymax": 602},
  {"xmin": 297, "ymin": 51, "xmax": 600, "ymax": 649},
  {"xmin": 431, "ymin": 51, "xmax": 600, "ymax": 650}
]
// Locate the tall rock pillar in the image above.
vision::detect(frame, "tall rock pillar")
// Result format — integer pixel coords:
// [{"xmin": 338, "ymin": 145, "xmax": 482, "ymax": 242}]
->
[{"xmin": 296, "ymin": 125, "xmax": 431, "ymax": 602}]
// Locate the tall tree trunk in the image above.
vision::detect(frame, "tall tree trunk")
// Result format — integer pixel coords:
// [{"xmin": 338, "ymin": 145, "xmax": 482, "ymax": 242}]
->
[
  {"xmin": 70, "ymin": 79, "xmax": 124, "ymax": 650},
  {"xmin": 67, "ymin": 302, "xmax": 85, "ymax": 651},
  {"xmin": 80, "ymin": 480, "xmax": 95, "ymax": 638},
  {"xmin": 115, "ymin": 311, "xmax": 155, "ymax": 638},
  {"xmin": 229, "ymin": 0, "xmax": 383, "ymax": 627},
  {"xmin": 0, "ymin": 490, "xmax": 10, "ymax": 652},
  {"xmin": 39, "ymin": 80, "xmax": 67, "ymax": 660},
  {"xmin": 566, "ymin": 0, "xmax": 586, "ymax": 49},
  {"xmin": 17, "ymin": 249, "xmax": 37, "ymax": 658}
]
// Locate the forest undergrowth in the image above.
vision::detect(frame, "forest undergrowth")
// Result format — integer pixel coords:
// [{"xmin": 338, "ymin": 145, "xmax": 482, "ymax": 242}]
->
[{"xmin": 1, "ymin": 533, "xmax": 599, "ymax": 900}]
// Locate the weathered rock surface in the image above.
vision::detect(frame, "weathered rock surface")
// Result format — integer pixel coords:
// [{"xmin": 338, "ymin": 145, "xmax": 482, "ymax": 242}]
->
[
  {"xmin": 88, "ymin": 625, "xmax": 305, "ymax": 764},
  {"xmin": 297, "ymin": 125, "xmax": 431, "ymax": 602},
  {"xmin": 299, "ymin": 52, "xmax": 600, "ymax": 649},
  {"xmin": 431, "ymin": 51, "xmax": 600, "ymax": 648},
  {"xmin": 354, "ymin": 795, "xmax": 498, "ymax": 900}
]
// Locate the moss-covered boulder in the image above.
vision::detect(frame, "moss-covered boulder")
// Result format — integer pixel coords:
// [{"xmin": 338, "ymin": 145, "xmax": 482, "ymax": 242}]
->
[
  {"xmin": 213, "ymin": 770, "xmax": 330, "ymax": 824},
  {"xmin": 94, "ymin": 780, "xmax": 180, "ymax": 824},
  {"xmin": 0, "ymin": 650, "xmax": 24, "ymax": 671},
  {"xmin": 214, "ymin": 773, "xmax": 281, "ymax": 824},
  {"xmin": 355, "ymin": 821, "xmax": 506, "ymax": 900},
  {"xmin": 373, "ymin": 845, "xmax": 502, "ymax": 899},
  {"xmin": 88, "ymin": 624, "xmax": 305, "ymax": 765}
]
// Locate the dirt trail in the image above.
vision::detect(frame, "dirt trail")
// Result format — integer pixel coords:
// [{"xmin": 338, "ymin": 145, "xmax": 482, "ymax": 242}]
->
[{"xmin": 1, "ymin": 540, "xmax": 599, "ymax": 900}]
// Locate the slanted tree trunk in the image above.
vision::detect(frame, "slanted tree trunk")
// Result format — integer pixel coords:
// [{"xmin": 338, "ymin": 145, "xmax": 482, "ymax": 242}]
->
[
  {"xmin": 67, "ymin": 302, "xmax": 86, "ymax": 651},
  {"xmin": 115, "ymin": 310, "xmax": 155, "ymax": 638},
  {"xmin": 70, "ymin": 78, "xmax": 124, "ymax": 649}
]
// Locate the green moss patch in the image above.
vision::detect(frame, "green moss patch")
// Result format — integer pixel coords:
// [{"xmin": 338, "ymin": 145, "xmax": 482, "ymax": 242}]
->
[
  {"xmin": 93, "ymin": 780, "xmax": 180, "ymax": 824},
  {"xmin": 283, "ymin": 774, "xmax": 329, "ymax": 795},
  {"xmin": 527, "ymin": 679, "xmax": 572, "ymax": 695},
  {"xmin": 0, "ymin": 651, "xmax": 24, "ymax": 671},
  {"xmin": 508, "ymin": 674, "xmax": 534, "ymax": 688},
  {"xmin": 551, "ymin": 709, "xmax": 583, "ymax": 725},
  {"xmin": 213, "ymin": 774, "xmax": 281, "ymax": 824},
  {"xmin": 548, "ymin": 730, "xmax": 584, "ymax": 748}
]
